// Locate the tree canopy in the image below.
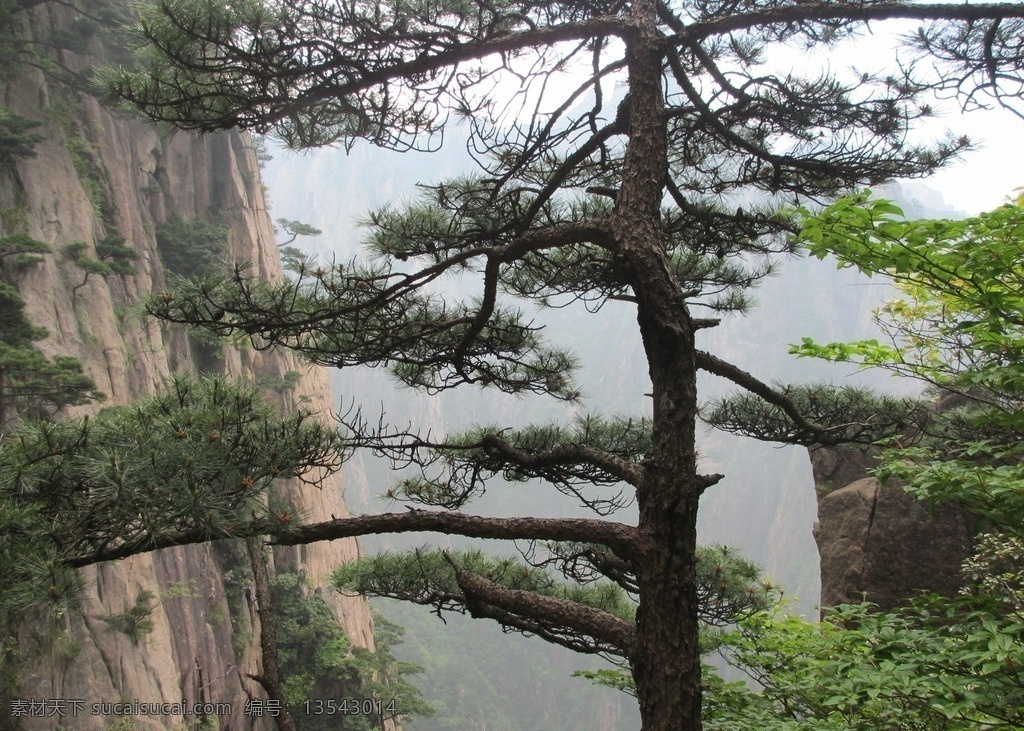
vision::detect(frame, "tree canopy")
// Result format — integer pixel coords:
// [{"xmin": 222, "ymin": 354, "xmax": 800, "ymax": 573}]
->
[
  {"xmin": 0, "ymin": 375, "xmax": 344, "ymax": 619},
  {"xmin": 102, "ymin": 1, "xmax": 1024, "ymax": 729}
]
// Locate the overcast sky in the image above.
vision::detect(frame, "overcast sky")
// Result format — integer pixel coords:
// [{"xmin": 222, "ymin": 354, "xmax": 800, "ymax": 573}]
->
[
  {"xmin": 923, "ymin": 105, "xmax": 1021, "ymax": 213},
  {"xmin": 810, "ymin": 18, "xmax": 1024, "ymax": 215}
]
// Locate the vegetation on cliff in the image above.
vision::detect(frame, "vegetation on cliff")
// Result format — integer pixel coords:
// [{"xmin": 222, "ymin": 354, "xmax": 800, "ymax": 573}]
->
[{"xmin": 0, "ymin": 3, "xmax": 431, "ymax": 727}]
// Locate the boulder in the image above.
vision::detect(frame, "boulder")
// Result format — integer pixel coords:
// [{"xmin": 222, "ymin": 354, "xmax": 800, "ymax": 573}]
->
[{"xmin": 812, "ymin": 464, "xmax": 973, "ymax": 611}]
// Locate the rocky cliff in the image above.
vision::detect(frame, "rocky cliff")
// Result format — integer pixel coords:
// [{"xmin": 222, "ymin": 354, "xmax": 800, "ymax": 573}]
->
[
  {"xmin": 810, "ymin": 444, "xmax": 974, "ymax": 612},
  {"xmin": 1, "ymin": 4, "xmax": 373, "ymax": 729}
]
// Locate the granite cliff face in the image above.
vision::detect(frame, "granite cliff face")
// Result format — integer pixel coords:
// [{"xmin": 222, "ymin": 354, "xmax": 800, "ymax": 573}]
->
[{"xmin": 1, "ymin": 5, "xmax": 372, "ymax": 729}]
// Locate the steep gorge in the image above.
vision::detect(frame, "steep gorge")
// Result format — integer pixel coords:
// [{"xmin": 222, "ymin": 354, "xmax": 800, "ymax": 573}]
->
[{"xmin": 1, "ymin": 4, "xmax": 374, "ymax": 729}]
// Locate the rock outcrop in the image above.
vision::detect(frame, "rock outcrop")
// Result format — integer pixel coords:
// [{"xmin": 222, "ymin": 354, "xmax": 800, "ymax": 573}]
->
[
  {"xmin": 2, "ymin": 4, "xmax": 372, "ymax": 730},
  {"xmin": 810, "ymin": 444, "xmax": 974, "ymax": 612}
]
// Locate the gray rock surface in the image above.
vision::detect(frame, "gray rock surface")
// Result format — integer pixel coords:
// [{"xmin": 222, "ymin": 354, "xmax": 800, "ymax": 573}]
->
[
  {"xmin": 2, "ymin": 6, "xmax": 374, "ymax": 729},
  {"xmin": 812, "ymin": 455, "xmax": 974, "ymax": 611}
]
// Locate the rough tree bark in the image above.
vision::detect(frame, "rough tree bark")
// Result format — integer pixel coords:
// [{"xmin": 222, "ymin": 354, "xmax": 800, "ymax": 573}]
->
[{"xmin": 245, "ymin": 536, "xmax": 299, "ymax": 731}]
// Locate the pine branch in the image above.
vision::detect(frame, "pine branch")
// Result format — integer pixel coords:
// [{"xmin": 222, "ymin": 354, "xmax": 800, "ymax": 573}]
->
[
  {"xmin": 479, "ymin": 431, "xmax": 644, "ymax": 488},
  {"xmin": 450, "ymin": 558, "xmax": 636, "ymax": 656},
  {"xmin": 277, "ymin": 511, "xmax": 639, "ymax": 558},
  {"xmin": 111, "ymin": 11, "xmax": 634, "ymax": 146},
  {"xmin": 62, "ymin": 512, "xmax": 637, "ymax": 567},
  {"xmin": 695, "ymin": 349, "xmax": 827, "ymax": 440},
  {"xmin": 682, "ymin": 3, "xmax": 1024, "ymax": 41}
]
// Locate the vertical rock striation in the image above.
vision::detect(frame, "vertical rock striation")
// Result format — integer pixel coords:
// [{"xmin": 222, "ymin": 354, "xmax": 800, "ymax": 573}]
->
[{"xmin": 1, "ymin": 4, "xmax": 373, "ymax": 729}]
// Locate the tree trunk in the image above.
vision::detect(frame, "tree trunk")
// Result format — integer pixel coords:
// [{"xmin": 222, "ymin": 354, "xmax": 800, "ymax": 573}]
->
[
  {"xmin": 631, "ymin": 272, "xmax": 704, "ymax": 731},
  {"xmin": 245, "ymin": 537, "xmax": 299, "ymax": 731},
  {"xmin": 633, "ymin": 465, "xmax": 703, "ymax": 731},
  {"xmin": 613, "ymin": 0, "xmax": 704, "ymax": 727}
]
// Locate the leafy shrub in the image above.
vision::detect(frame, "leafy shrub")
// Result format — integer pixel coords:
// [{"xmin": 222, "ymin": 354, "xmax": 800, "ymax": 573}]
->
[
  {"xmin": 66, "ymin": 135, "xmax": 110, "ymax": 220},
  {"xmin": 155, "ymin": 215, "xmax": 229, "ymax": 278},
  {"xmin": 271, "ymin": 569, "xmax": 433, "ymax": 730}
]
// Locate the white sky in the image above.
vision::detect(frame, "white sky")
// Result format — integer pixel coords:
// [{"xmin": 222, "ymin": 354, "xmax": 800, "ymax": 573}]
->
[
  {"xmin": 791, "ymin": 20, "xmax": 1024, "ymax": 215},
  {"xmin": 923, "ymin": 105, "xmax": 1021, "ymax": 213},
  {"xmin": 856, "ymin": 32, "xmax": 1023, "ymax": 215},
  {"xmin": 525, "ymin": 17, "xmax": 1024, "ymax": 216},
  {"xmin": 725, "ymin": 13, "xmax": 1022, "ymax": 216}
]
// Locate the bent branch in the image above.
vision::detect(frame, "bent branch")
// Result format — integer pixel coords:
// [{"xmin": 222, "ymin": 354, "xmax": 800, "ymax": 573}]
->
[
  {"xmin": 64, "ymin": 511, "xmax": 638, "ymax": 567},
  {"xmin": 696, "ymin": 349, "xmax": 828, "ymax": 438},
  {"xmin": 276, "ymin": 512, "xmax": 639, "ymax": 558},
  {"xmin": 452, "ymin": 561, "xmax": 637, "ymax": 656}
]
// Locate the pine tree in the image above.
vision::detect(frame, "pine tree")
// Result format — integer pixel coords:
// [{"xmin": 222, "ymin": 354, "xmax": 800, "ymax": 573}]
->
[
  {"xmin": 105, "ymin": 1, "xmax": 1024, "ymax": 728},
  {"xmin": 0, "ymin": 108, "xmax": 43, "ymax": 165},
  {"xmin": 0, "ymin": 375, "xmax": 345, "ymax": 614},
  {"xmin": 0, "ymin": 282, "xmax": 103, "ymax": 427}
]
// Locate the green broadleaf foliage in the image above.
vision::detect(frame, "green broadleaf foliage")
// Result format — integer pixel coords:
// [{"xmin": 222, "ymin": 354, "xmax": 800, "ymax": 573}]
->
[
  {"xmin": 584, "ymin": 595, "xmax": 1024, "ymax": 730},
  {"xmin": 715, "ymin": 193, "xmax": 1024, "ymax": 730},
  {"xmin": 794, "ymin": 193, "xmax": 1024, "ymax": 527}
]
